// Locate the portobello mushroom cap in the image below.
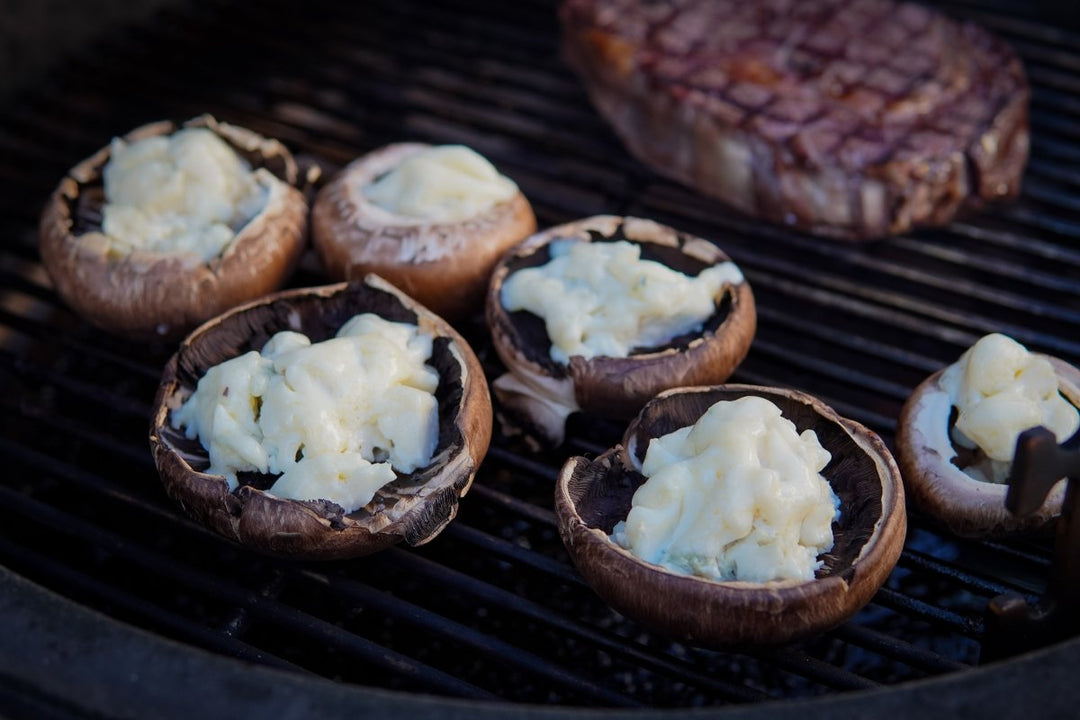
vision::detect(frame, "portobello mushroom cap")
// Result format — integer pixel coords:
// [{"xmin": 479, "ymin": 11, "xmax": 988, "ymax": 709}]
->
[
  {"xmin": 149, "ymin": 277, "xmax": 493, "ymax": 560},
  {"xmin": 896, "ymin": 356, "xmax": 1080, "ymax": 538},
  {"xmin": 555, "ymin": 384, "xmax": 907, "ymax": 647},
  {"xmin": 486, "ymin": 215, "xmax": 756, "ymax": 447},
  {"xmin": 38, "ymin": 114, "xmax": 308, "ymax": 340},
  {"xmin": 310, "ymin": 142, "xmax": 537, "ymax": 321}
]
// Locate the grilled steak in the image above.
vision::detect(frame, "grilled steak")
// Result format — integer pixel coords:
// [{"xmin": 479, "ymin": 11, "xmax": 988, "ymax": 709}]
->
[{"xmin": 560, "ymin": 0, "xmax": 1029, "ymax": 240}]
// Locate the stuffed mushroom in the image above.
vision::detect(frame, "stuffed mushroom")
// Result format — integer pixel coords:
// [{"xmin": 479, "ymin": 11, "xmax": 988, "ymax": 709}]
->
[
  {"xmin": 149, "ymin": 277, "xmax": 492, "ymax": 560},
  {"xmin": 486, "ymin": 215, "xmax": 756, "ymax": 447},
  {"xmin": 896, "ymin": 333, "xmax": 1080, "ymax": 537},
  {"xmin": 39, "ymin": 114, "xmax": 308, "ymax": 340},
  {"xmin": 555, "ymin": 384, "xmax": 907, "ymax": 647},
  {"xmin": 311, "ymin": 143, "xmax": 536, "ymax": 321}
]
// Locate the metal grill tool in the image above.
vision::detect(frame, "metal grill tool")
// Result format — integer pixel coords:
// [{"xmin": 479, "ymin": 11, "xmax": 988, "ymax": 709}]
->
[{"xmin": 984, "ymin": 427, "xmax": 1080, "ymax": 661}]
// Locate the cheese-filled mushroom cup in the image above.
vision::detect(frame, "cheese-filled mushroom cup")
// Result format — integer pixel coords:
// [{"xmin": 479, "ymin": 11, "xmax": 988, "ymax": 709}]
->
[
  {"xmin": 486, "ymin": 215, "xmax": 756, "ymax": 447},
  {"xmin": 150, "ymin": 277, "xmax": 492, "ymax": 560},
  {"xmin": 556, "ymin": 385, "xmax": 907, "ymax": 647},
  {"xmin": 897, "ymin": 333, "xmax": 1080, "ymax": 537},
  {"xmin": 311, "ymin": 143, "xmax": 536, "ymax": 321},
  {"xmin": 39, "ymin": 115, "xmax": 308, "ymax": 340}
]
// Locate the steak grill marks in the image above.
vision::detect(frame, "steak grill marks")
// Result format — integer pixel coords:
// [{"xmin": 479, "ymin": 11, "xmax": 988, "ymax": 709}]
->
[
  {"xmin": 562, "ymin": 0, "xmax": 1029, "ymax": 237},
  {"xmin": 0, "ymin": 0, "xmax": 1078, "ymax": 711}
]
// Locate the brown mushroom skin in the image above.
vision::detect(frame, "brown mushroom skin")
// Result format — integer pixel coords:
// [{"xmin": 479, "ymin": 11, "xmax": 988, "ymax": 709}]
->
[
  {"xmin": 896, "ymin": 356, "xmax": 1080, "ymax": 538},
  {"xmin": 149, "ymin": 277, "xmax": 493, "ymax": 560},
  {"xmin": 486, "ymin": 215, "xmax": 756, "ymax": 445},
  {"xmin": 38, "ymin": 115, "xmax": 308, "ymax": 341},
  {"xmin": 555, "ymin": 384, "xmax": 907, "ymax": 647},
  {"xmin": 310, "ymin": 143, "xmax": 537, "ymax": 322}
]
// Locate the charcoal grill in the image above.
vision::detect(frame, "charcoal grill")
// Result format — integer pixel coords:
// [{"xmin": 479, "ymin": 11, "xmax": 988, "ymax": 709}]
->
[{"xmin": 3, "ymin": 0, "xmax": 1080, "ymax": 716}]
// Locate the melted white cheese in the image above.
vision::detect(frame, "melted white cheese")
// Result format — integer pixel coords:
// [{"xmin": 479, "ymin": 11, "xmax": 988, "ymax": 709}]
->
[
  {"xmin": 363, "ymin": 145, "xmax": 518, "ymax": 222},
  {"xmin": 100, "ymin": 127, "xmax": 271, "ymax": 261},
  {"xmin": 611, "ymin": 396, "xmax": 839, "ymax": 583},
  {"xmin": 500, "ymin": 239, "xmax": 743, "ymax": 363},
  {"xmin": 939, "ymin": 333, "xmax": 1079, "ymax": 483},
  {"xmin": 171, "ymin": 314, "xmax": 440, "ymax": 512}
]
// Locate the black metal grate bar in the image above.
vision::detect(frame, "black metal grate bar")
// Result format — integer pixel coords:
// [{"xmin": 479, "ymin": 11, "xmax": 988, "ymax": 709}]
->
[
  {"xmin": 898, "ymin": 550, "xmax": 1038, "ymax": 599},
  {"xmin": 300, "ymin": 570, "xmax": 643, "ymax": 707},
  {"xmin": 0, "ymin": 477, "xmax": 499, "ymax": 701},
  {"xmin": 373, "ymin": 548, "xmax": 774, "ymax": 703},
  {"xmin": 828, "ymin": 624, "xmax": 969, "ymax": 675},
  {"xmin": 0, "ymin": 534, "xmax": 306, "ymax": 674},
  {"xmin": 440, "ymin": 523, "xmax": 586, "ymax": 588},
  {"xmin": 872, "ymin": 589, "xmax": 985, "ymax": 639}
]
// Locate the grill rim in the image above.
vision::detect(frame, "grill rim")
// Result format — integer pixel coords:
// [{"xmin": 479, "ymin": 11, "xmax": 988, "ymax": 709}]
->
[{"xmin": 4, "ymin": 566, "xmax": 1079, "ymax": 719}]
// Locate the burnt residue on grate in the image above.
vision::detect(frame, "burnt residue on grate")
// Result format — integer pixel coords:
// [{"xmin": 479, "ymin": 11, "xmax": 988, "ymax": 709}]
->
[{"xmin": 2, "ymin": 0, "xmax": 1080, "ymax": 711}]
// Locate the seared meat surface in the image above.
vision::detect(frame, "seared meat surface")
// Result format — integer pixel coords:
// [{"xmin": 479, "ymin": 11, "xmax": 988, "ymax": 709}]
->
[{"xmin": 561, "ymin": 0, "xmax": 1029, "ymax": 239}]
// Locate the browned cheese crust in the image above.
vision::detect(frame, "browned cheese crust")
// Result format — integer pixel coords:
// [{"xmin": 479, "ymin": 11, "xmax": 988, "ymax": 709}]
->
[
  {"xmin": 311, "ymin": 143, "xmax": 537, "ymax": 321},
  {"xmin": 896, "ymin": 356, "xmax": 1080, "ymax": 538},
  {"xmin": 38, "ymin": 115, "xmax": 308, "ymax": 340},
  {"xmin": 486, "ymin": 215, "xmax": 755, "ymax": 446},
  {"xmin": 560, "ymin": 0, "xmax": 1029, "ymax": 239},
  {"xmin": 555, "ymin": 384, "xmax": 907, "ymax": 647},
  {"xmin": 149, "ymin": 277, "xmax": 493, "ymax": 560}
]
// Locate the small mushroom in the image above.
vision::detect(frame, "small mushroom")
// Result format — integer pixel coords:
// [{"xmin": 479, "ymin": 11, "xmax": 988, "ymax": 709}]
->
[
  {"xmin": 555, "ymin": 384, "xmax": 907, "ymax": 647},
  {"xmin": 310, "ymin": 143, "xmax": 536, "ymax": 321},
  {"xmin": 39, "ymin": 115, "xmax": 308, "ymax": 340},
  {"xmin": 486, "ymin": 215, "xmax": 756, "ymax": 447},
  {"xmin": 896, "ymin": 356, "xmax": 1080, "ymax": 537},
  {"xmin": 149, "ymin": 277, "xmax": 492, "ymax": 560}
]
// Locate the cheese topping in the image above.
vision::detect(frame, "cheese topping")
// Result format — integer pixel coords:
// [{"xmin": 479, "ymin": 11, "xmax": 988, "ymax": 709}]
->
[
  {"xmin": 171, "ymin": 314, "xmax": 440, "ymax": 512},
  {"xmin": 100, "ymin": 127, "xmax": 271, "ymax": 261},
  {"xmin": 363, "ymin": 145, "xmax": 518, "ymax": 222},
  {"xmin": 939, "ymin": 333, "xmax": 1079, "ymax": 483},
  {"xmin": 500, "ymin": 239, "xmax": 743, "ymax": 363},
  {"xmin": 612, "ymin": 396, "xmax": 839, "ymax": 583}
]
